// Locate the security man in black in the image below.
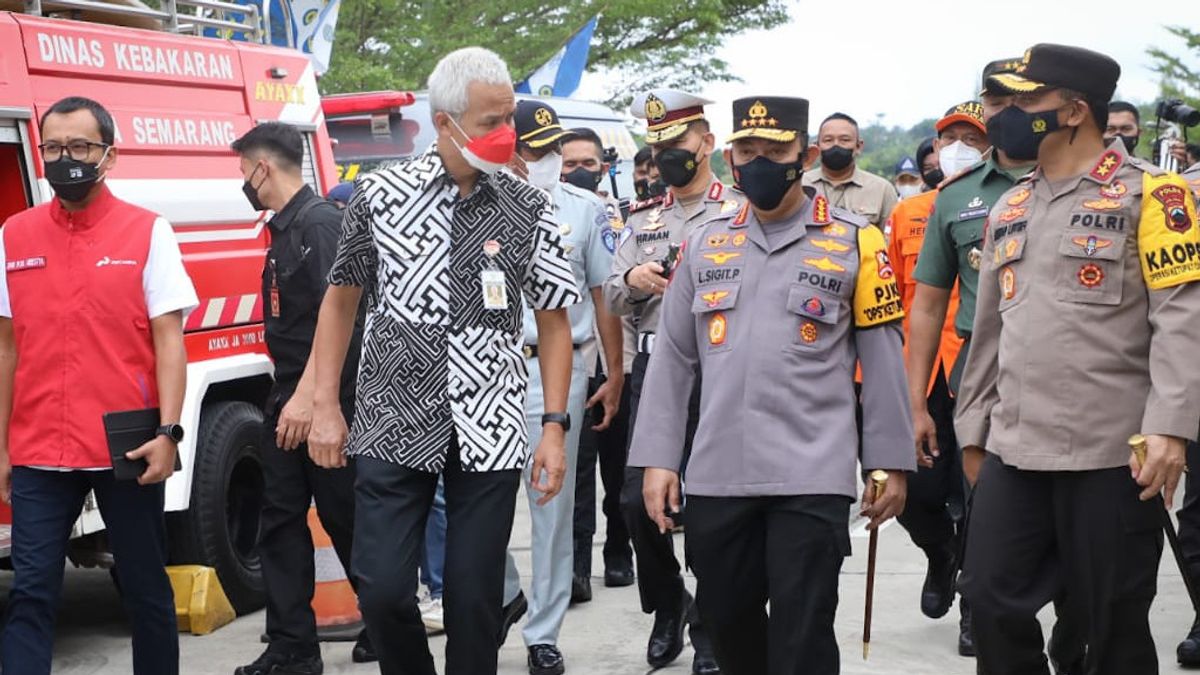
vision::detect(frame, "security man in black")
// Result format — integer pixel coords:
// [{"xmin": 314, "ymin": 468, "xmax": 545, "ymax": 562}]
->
[{"xmin": 230, "ymin": 122, "xmax": 368, "ymax": 675}]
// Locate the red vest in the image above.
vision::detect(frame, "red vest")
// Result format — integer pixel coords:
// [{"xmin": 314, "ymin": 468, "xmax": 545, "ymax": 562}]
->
[{"xmin": 4, "ymin": 185, "xmax": 158, "ymax": 468}]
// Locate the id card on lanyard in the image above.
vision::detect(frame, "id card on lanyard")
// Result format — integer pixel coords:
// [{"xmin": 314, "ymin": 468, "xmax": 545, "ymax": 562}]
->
[{"xmin": 481, "ymin": 239, "xmax": 507, "ymax": 310}]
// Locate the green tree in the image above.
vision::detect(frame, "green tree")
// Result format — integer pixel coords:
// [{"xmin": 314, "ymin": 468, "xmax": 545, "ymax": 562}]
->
[
  {"xmin": 857, "ymin": 119, "xmax": 936, "ymax": 179},
  {"xmin": 1147, "ymin": 26, "xmax": 1200, "ymax": 109},
  {"xmin": 321, "ymin": 0, "xmax": 790, "ymax": 105}
]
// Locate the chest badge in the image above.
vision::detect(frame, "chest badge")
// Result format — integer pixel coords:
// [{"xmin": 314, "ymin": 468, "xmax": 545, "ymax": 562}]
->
[
  {"xmin": 1000, "ymin": 266, "xmax": 1016, "ymax": 300},
  {"xmin": 967, "ymin": 196, "xmax": 985, "ymax": 209},
  {"xmin": 1077, "ymin": 263, "xmax": 1104, "ymax": 288},
  {"xmin": 821, "ymin": 222, "xmax": 847, "ymax": 237},
  {"xmin": 810, "ymin": 238, "xmax": 850, "ymax": 253},
  {"xmin": 1007, "ymin": 189, "xmax": 1031, "ymax": 206},
  {"xmin": 1072, "ymin": 235, "xmax": 1113, "ymax": 257},
  {"xmin": 1100, "ymin": 180, "xmax": 1127, "ymax": 200},
  {"xmin": 702, "ymin": 251, "xmax": 742, "ymax": 265},
  {"xmin": 1004, "ymin": 238, "xmax": 1021, "ymax": 261},
  {"xmin": 701, "ymin": 290, "xmax": 730, "ymax": 308},
  {"xmin": 732, "ymin": 233, "xmax": 748, "ymax": 247},
  {"xmin": 707, "ymin": 233, "xmax": 730, "ymax": 248},
  {"xmin": 559, "ymin": 223, "xmax": 572, "ymax": 237},
  {"xmin": 802, "ymin": 297, "xmax": 827, "ymax": 317},
  {"xmin": 1082, "ymin": 198, "xmax": 1122, "ymax": 212},
  {"xmin": 968, "ymin": 247, "xmax": 982, "ymax": 270},
  {"xmin": 799, "ymin": 321, "xmax": 819, "ymax": 344},
  {"xmin": 998, "ymin": 207, "xmax": 1026, "ymax": 223},
  {"xmin": 641, "ymin": 208, "xmax": 666, "ymax": 231},
  {"xmin": 708, "ymin": 313, "xmax": 728, "ymax": 346},
  {"xmin": 803, "ymin": 257, "xmax": 846, "ymax": 273}
]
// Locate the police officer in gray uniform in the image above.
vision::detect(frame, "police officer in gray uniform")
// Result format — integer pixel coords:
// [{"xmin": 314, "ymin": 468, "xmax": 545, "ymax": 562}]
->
[
  {"xmin": 603, "ymin": 88, "xmax": 735, "ymax": 674},
  {"xmin": 633, "ymin": 96, "xmax": 915, "ymax": 675}
]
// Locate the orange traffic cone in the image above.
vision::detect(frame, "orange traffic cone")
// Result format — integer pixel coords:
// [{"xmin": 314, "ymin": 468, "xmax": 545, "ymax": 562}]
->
[{"xmin": 309, "ymin": 506, "xmax": 363, "ymax": 640}]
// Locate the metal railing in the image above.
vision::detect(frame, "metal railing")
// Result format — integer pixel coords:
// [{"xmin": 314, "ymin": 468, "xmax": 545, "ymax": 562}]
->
[{"xmin": 20, "ymin": 0, "xmax": 268, "ymax": 44}]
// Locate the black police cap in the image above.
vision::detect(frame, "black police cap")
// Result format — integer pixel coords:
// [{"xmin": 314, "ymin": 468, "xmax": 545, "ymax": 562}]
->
[
  {"xmin": 987, "ymin": 44, "xmax": 1121, "ymax": 102},
  {"xmin": 515, "ymin": 100, "xmax": 569, "ymax": 149},
  {"xmin": 726, "ymin": 96, "xmax": 809, "ymax": 143}
]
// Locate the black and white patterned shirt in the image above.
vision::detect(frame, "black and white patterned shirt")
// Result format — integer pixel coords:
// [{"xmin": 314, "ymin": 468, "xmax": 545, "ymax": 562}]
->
[{"xmin": 329, "ymin": 146, "xmax": 580, "ymax": 472}]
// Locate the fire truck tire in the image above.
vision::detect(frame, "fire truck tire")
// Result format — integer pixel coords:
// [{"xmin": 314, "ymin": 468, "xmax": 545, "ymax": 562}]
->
[{"xmin": 169, "ymin": 400, "xmax": 266, "ymax": 615}]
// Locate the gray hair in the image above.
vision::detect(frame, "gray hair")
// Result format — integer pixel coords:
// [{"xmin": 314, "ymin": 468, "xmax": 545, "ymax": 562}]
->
[{"xmin": 427, "ymin": 47, "xmax": 512, "ymax": 121}]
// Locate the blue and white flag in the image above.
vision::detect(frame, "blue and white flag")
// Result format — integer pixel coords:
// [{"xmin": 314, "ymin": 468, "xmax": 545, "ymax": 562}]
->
[
  {"xmin": 204, "ymin": 0, "xmax": 341, "ymax": 74},
  {"xmin": 515, "ymin": 16, "xmax": 598, "ymax": 98}
]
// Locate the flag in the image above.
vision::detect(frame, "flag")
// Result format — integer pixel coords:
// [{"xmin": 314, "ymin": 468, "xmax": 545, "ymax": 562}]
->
[
  {"xmin": 515, "ymin": 16, "xmax": 598, "ymax": 98},
  {"xmin": 203, "ymin": 0, "xmax": 342, "ymax": 74}
]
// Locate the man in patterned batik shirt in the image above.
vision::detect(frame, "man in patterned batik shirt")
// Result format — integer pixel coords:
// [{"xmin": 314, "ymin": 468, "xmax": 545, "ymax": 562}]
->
[{"xmin": 306, "ymin": 47, "xmax": 581, "ymax": 675}]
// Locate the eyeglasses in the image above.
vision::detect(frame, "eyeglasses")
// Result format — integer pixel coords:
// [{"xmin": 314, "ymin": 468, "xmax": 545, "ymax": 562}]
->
[{"xmin": 38, "ymin": 140, "xmax": 109, "ymax": 162}]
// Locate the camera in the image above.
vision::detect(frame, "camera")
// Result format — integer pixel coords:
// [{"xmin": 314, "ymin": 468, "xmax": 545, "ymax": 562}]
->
[
  {"xmin": 602, "ymin": 146, "xmax": 619, "ymax": 165},
  {"xmin": 1156, "ymin": 99, "xmax": 1200, "ymax": 128}
]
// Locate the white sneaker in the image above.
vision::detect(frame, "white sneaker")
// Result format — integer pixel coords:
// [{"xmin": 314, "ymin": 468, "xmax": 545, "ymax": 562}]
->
[
  {"xmin": 421, "ymin": 596, "xmax": 444, "ymax": 635},
  {"xmin": 417, "ymin": 590, "xmax": 435, "ymax": 614}
]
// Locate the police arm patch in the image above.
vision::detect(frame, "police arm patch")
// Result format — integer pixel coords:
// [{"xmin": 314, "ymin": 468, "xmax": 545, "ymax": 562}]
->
[
  {"xmin": 1139, "ymin": 172, "xmax": 1200, "ymax": 290},
  {"xmin": 853, "ymin": 226, "xmax": 905, "ymax": 327}
]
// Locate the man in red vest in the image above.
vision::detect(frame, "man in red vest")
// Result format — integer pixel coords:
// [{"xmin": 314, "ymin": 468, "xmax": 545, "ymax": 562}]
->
[{"xmin": 0, "ymin": 96, "xmax": 197, "ymax": 675}]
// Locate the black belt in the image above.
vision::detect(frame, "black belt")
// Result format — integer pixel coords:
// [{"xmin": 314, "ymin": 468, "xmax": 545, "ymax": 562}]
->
[{"xmin": 523, "ymin": 343, "xmax": 582, "ymax": 359}]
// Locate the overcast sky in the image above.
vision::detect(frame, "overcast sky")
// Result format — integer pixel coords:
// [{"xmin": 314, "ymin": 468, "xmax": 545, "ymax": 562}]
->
[{"xmin": 578, "ymin": 0, "xmax": 1200, "ymax": 136}]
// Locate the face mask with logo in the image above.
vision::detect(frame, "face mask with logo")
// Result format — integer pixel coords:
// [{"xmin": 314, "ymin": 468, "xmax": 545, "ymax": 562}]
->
[
  {"xmin": 922, "ymin": 168, "xmax": 945, "ymax": 189},
  {"xmin": 820, "ymin": 145, "xmax": 855, "ymax": 171},
  {"xmin": 656, "ymin": 143, "xmax": 704, "ymax": 188},
  {"xmin": 733, "ymin": 155, "xmax": 804, "ymax": 211},
  {"xmin": 45, "ymin": 146, "xmax": 110, "ymax": 203},
  {"xmin": 523, "ymin": 151, "xmax": 564, "ymax": 192},
  {"xmin": 896, "ymin": 183, "xmax": 923, "ymax": 199},
  {"xmin": 938, "ymin": 140, "xmax": 984, "ymax": 180},
  {"xmin": 562, "ymin": 166, "xmax": 603, "ymax": 192},
  {"xmin": 448, "ymin": 115, "xmax": 517, "ymax": 175},
  {"xmin": 242, "ymin": 163, "xmax": 268, "ymax": 211},
  {"xmin": 987, "ymin": 105, "xmax": 1062, "ymax": 162}
]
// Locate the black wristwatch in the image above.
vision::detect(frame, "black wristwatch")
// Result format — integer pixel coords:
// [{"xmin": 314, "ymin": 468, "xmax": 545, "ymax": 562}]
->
[
  {"xmin": 541, "ymin": 412, "xmax": 571, "ymax": 432},
  {"xmin": 156, "ymin": 424, "xmax": 185, "ymax": 444}
]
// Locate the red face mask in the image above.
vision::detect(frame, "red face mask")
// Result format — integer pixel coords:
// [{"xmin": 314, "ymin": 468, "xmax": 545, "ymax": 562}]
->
[{"xmin": 450, "ymin": 116, "xmax": 516, "ymax": 175}]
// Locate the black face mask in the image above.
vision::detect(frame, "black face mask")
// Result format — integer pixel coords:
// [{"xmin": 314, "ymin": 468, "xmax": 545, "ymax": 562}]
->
[
  {"xmin": 635, "ymin": 177, "xmax": 667, "ymax": 201},
  {"xmin": 734, "ymin": 155, "xmax": 804, "ymax": 211},
  {"xmin": 921, "ymin": 168, "xmax": 944, "ymax": 190},
  {"xmin": 656, "ymin": 146, "xmax": 703, "ymax": 188},
  {"xmin": 45, "ymin": 151, "xmax": 107, "ymax": 203},
  {"xmin": 820, "ymin": 145, "xmax": 855, "ymax": 171},
  {"xmin": 242, "ymin": 165, "xmax": 268, "ymax": 211},
  {"xmin": 1117, "ymin": 134, "xmax": 1139, "ymax": 154},
  {"xmin": 987, "ymin": 106, "xmax": 1062, "ymax": 161},
  {"xmin": 562, "ymin": 166, "xmax": 603, "ymax": 192}
]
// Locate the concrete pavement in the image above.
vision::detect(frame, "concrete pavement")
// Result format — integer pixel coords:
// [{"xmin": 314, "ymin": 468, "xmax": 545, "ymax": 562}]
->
[{"xmin": 15, "ymin": 485, "xmax": 1200, "ymax": 674}]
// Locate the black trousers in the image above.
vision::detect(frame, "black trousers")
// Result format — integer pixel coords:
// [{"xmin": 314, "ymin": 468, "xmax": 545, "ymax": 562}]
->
[
  {"xmin": 352, "ymin": 442, "xmax": 520, "ymax": 675},
  {"xmin": 258, "ymin": 398, "xmax": 358, "ymax": 653},
  {"xmin": 897, "ymin": 371, "xmax": 964, "ymax": 551},
  {"xmin": 961, "ymin": 453, "xmax": 1163, "ymax": 675},
  {"xmin": 573, "ymin": 371, "xmax": 633, "ymax": 577},
  {"xmin": 1174, "ymin": 440, "xmax": 1200, "ymax": 582},
  {"xmin": 621, "ymin": 351, "xmax": 700, "ymax": 613},
  {"xmin": 686, "ymin": 494, "xmax": 850, "ymax": 675}
]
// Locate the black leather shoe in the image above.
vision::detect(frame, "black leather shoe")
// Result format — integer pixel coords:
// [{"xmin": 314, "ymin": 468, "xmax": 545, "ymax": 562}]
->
[
  {"xmin": 498, "ymin": 591, "xmax": 528, "ymax": 647},
  {"xmin": 351, "ymin": 629, "xmax": 376, "ymax": 664},
  {"xmin": 234, "ymin": 648, "xmax": 323, "ymax": 675},
  {"xmin": 957, "ymin": 599, "xmax": 975, "ymax": 658},
  {"xmin": 647, "ymin": 590, "xmax": 691, "ymax": 668},
  {"xmin": 571, "ymin": 575, "xmax": 592, "ymax": 604},
  {"xmin": 604, "ymin": 566, "xmax": 635, "ymax": 588},
  {"xmin": 1181, "ymin": 621, "xmax": 1200, "ymax": 667},
  {"xmin": 688, "ymin": 597, "xmax": 720, "ymax": 673},
  {"xmin": 528, "ymin": 644, "xmax": 566, "ymax": 675},
  {"xmin": 920, "ymin": 543, "xmax": 957, "ymax": 619}
]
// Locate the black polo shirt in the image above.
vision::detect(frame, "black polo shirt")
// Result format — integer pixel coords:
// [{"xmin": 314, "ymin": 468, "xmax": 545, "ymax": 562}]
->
[{"xmin": 263, "ymin": 185, "xmax": 361, "ymax": 408}]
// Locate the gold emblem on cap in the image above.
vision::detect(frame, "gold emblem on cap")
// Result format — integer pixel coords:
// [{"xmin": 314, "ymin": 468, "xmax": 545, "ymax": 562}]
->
[
  {"xmin": 534, "ymin": 107, "xmax": 554, "ymax": 127},
  {"xmin": 645, "ymin": 94, "xmax": 667, "ymax": 122},
  {"xmin": 743, "ymin": 100, "xmax": 778, "ymax": 128},
  {"xmin": 1017, "ymin": 48, "xmax": 1031, "ymax": 73}
]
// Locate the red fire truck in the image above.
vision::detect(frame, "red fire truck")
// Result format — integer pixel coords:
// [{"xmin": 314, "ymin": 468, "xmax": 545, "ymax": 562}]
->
[{"xmin": 0, "ymin": 1, "xmax": 338, "ymax": 613}]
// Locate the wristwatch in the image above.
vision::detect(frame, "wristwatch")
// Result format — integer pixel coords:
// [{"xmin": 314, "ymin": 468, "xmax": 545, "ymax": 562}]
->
[
  {"xmin": 156, "ymin": 424, "xmax": 185, "ymax": 444},
  {"xmin": 541, "ymin": 412, "xmax": 571, "ymax": 432}
]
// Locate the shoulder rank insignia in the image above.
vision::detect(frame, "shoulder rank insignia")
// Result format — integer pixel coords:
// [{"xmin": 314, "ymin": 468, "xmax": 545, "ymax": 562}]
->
[
  {"xmin": 708, "ymin": 182, "xmax": 724, "ymax": 201},
  {"xmin": 629, "ymin": 195, "xmax": 664, "ymax": 214},
  {"xmin": 731, "ymin": 202, "xmax": 751, "ymax": 228},
  {"xmin": 1089, "ymin": 149, "xmax": 1122, "ymax": 182},
  {"xmin": 702, "ymin": 251, "xmax": 742, "ymax": 265},
  {"xmin": 803, "ymin": 256, "xmax": 846, "ymax": 273},
  {"xmin": 1072, "ymin": 234, "xmax": 1113, "ymax": 257},
  {"xmin": 812, "ymin": 195, "xmax": 831, "ymax": 225},
  {"xmin": 810, "ymin": 238, "xmax": 851, "ymax": 253}
]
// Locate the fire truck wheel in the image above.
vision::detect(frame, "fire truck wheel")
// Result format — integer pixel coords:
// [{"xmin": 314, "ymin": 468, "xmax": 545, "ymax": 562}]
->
[{"xmin": 169, "ymin": 400, "xmax": 266, "ymax": 615}]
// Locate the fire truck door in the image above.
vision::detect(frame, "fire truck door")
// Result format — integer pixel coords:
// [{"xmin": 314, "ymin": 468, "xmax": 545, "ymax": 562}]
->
[{"xmin": 0, "ymin": 116, "xmax": 35, "ymax": 223}]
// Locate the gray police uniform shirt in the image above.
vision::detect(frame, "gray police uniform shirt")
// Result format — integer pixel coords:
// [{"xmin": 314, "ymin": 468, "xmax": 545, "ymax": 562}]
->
[
  {"xmin": 627, "ymin": 194, "xmax": 916, "ymax": 498},
  {"xmin": 523, "ymin": 182, "xmax": 615, "ymax": 346},
  {"xmin": 603, "ymin": 179, "xmax": 744, "ymax": 339}
]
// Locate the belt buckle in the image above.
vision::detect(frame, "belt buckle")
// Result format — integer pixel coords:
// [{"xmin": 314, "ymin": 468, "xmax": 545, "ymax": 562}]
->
[{"xmin": 523, "ymin": 345, "xmax": 534, "ymax": 359}]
